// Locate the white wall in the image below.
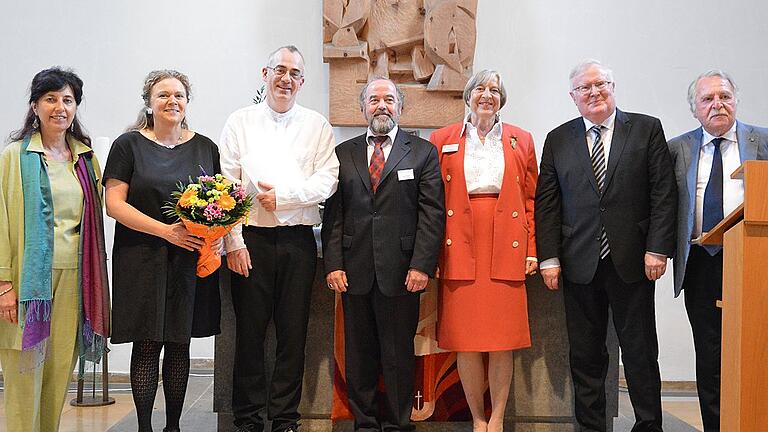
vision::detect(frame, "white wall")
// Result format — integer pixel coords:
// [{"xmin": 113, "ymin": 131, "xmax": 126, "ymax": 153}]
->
[{"xmin": 2, "ymin": 0, "xmax": 766, "ymax": 379}]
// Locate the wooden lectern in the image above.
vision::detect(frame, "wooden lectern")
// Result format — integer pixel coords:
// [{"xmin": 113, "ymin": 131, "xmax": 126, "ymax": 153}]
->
[{"xmin": 700, "ymin": 160, "xmax": 768, "ymax": 431}]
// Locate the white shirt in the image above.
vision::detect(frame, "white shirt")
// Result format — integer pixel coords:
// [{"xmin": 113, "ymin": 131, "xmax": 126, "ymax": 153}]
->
[
  {"xmin": 365, "ymin": 125, "xmax": 399, "ymax": 164},
  {"xmin": 461, "ymin": 118, "xmax": 505, "ymax": 194},
  {"xmin": 584, "ymin": 111, "xmax": 616, "ymax": 159},
  {"xmin": 219, "ymin": 102, "xmax": 339, "ymax": 252},
  {"xmin": 693, "ymin": 124, "xmax": 742, "ymax": 239}
]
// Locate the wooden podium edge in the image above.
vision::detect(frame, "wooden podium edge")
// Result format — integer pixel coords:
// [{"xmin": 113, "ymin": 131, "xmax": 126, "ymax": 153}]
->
[{"xmin": 700, "ymin": 204, "xmax": 744, "ymax": 245}]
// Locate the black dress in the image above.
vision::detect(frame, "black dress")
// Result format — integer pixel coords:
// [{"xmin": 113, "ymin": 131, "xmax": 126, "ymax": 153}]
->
[{"xmin": 103, "ymin": 131, "xmax": 221, "ymax": 344}]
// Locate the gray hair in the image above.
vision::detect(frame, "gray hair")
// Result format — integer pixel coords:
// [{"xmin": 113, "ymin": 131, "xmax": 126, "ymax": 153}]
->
[
  {"xmin": 687, "ymin": 70, "xmax": 739, "ymax": 113},
  {"xmin": 126, "ymin": 69, "xmax": 192, "ymax": 132},
  {"xmin": 266, "ymin": 45, "xmax": 305, "ymax": 69},
  {"xmin": 569, "ymin": 59, "xmax": 614, "ymax": 89},
  {"xmin": 358, "ymin": 77, "xmax": 406, "ymax": 112},
  {"xmin": 463, "ymin": 69, "xmax": 507, "ymax": 110}
]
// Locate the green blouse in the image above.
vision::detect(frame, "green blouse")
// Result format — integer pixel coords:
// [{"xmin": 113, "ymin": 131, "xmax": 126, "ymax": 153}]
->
[{"xmin": 46, "ymin": 159, "xmax": 84, "ymax": 269}]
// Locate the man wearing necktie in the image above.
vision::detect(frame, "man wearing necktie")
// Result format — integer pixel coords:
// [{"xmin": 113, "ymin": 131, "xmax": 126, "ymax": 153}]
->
[
  {"xmin": 322, "ymin": 78, "xmax": 445, "ymax": 431},
  {"xmin": 668, "ymin": 70, "xmax": 768, "ymax": 432},
  {"xmin": 535, "ymin": 60, "xmax": 677, "ymax": 432}
]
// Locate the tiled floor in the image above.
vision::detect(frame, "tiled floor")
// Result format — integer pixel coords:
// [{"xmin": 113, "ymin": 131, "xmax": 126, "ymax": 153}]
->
[{"xmin": 0, "ymin": 377, "xmax": 704, "ymax": 431}]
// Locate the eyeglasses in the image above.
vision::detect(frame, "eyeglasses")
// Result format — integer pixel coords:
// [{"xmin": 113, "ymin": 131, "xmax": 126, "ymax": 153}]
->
[
  {"xmin": 571, "ymin": 81, "xmax": 612, "ymax": 95},
  {"xmin": 266, "ymin": 65, "xmax": 303, "ymax": 80}
]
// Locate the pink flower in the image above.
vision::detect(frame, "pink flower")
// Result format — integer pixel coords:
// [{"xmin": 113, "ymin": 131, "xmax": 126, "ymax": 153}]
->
[
  {"xmin": 199, "ymin": 175, "xmax": 215, "ymax": 183},
  {"xmin": 231, "ymin": 186, "xmax": 247, "ymax": 202},
  {"xmin": 203, "ymin": 203, "xmax": 223, "ymax": 221}
]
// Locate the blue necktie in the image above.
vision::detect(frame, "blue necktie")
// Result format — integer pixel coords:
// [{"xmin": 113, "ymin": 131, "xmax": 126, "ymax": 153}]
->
[{"xmin": 702, "ymin": 138, "xmax": 724, "ymax": 256}]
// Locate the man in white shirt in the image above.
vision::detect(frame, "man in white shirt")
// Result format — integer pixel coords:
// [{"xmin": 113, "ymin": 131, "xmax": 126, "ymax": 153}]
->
[
  {"xmin": 219, "ymin": 45, "xmax": 339, "ymax": 432},
  {"xmin": 668, "ymin": 70, "xmax": 768, "ymax": 432}
]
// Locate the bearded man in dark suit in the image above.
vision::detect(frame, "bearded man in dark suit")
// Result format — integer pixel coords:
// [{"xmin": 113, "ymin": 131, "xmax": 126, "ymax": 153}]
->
[{"xmin": 322, "ymin": 78, "xmax": 445, "ymax": 432}]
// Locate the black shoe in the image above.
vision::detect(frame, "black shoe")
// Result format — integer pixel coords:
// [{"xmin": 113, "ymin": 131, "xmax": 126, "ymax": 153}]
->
[
  {"xmin": 162, "ymin": 428, "xmax": 180, "ymax": 432},
  {"xmin": 234, "ymin": 423, "xmax": 261, "ymax": 432},
  {"xmin": 274, "ymin": 424, "xmax": 299, "ymax": 432}
]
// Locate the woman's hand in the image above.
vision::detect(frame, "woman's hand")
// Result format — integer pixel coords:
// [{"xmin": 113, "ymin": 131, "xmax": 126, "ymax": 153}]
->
[
  {"xmin": 525, "ymin": 259, "xmax": 538, "ymax": 275},
  {"xmin": 162, "ymin": 222, "xmax": 205, "ymax": 251},
  {"xmin": 0, "ymin": 281, "xmax": 18, "ymax": 324}
]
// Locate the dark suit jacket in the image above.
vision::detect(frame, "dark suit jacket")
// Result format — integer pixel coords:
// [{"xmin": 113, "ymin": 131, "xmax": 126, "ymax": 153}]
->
[
  {"xmin": 667, "ymin": 121, "xmax": 768, "ymax": 297},
  {"xmin": 322, "ymin": 129, "xmax": 446, "ymax": 296},
  {"xmin": 535, "ymin": 109, "xmax": 677, "ymax": 285}
]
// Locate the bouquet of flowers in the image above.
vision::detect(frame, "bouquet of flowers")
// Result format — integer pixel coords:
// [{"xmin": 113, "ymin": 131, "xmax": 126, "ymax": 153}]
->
[{"xmin": 165, "ymin": 169, "xmax": 253, "ymax": 277}]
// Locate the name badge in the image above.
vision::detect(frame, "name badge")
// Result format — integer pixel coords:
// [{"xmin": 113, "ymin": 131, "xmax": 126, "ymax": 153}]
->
[
  {"xmin": 442, "ymin": 144, "xmax": 459, "ymax": 153},
  {"xmin": 398, "ymin": 169, "xmax": 415, "ymax": 181}
]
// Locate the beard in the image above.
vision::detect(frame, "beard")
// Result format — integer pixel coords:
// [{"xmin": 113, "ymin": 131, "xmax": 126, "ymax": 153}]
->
[{"xmin": 368, "ymin": 112, "xmax": 396, "ymax": 134}]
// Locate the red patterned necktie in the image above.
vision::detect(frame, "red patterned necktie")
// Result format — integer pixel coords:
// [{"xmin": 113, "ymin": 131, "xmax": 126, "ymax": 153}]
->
[{"xmin": 369, "ymin": 136, "xmax": 387, "ymax": 193}]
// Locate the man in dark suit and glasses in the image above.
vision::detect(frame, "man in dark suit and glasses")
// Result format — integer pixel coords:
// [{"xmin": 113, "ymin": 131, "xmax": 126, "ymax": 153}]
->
[
  {"xmin": 668, "ymin": 70, "xmax": 768, "ymax": 432},
  {"xmin": 535, "ymin": 60, "xmax": 677, "ymax": 432},
  {"xmin": 322, "ymin": 78, "xmax": 445, "ymax": 432}
]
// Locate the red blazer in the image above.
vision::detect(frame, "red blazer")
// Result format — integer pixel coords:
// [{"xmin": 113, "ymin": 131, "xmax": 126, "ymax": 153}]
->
[{"xmin": 429, "ymin": 122, "xmax": 538, "ymax": 281}]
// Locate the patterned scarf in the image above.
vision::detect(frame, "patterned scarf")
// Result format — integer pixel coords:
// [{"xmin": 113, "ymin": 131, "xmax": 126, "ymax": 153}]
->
[{"xmin": 19, "ymin": 135, "xmax": 110, "ymax": 374}]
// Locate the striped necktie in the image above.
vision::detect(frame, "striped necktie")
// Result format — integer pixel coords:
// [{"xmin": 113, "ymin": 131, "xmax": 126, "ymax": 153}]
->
[
  {"xmin": 590, "ymin": 125, "xmax": 610, "ymax": 259},
  {"xmin": 369, "ymin": 136, "xmax": 387, "ymax": 193}
]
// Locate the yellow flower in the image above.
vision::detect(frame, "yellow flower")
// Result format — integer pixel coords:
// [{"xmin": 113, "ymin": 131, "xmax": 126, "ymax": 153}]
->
[
  {"xmin": 179, "ymin": 189, "xmax": 198, "ymax": 208},
  {"xmin": 217, "ymin": 192, "xmax": 236, "ymax": 211}
]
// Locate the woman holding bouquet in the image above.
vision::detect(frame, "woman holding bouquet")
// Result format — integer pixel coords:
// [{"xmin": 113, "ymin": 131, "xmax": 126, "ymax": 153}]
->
[
  {"xmin": 0, "ymin": 67, "xmax": 110, "ymax": 432},
  {"xmin": 103, "ymin": 70, "xmax": 221, "ymax": 432}
]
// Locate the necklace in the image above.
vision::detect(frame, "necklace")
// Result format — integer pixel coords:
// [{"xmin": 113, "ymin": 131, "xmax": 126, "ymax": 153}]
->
[{"xmin": 146, "ymin": 128, "xmax": 183, "ymax": 148}]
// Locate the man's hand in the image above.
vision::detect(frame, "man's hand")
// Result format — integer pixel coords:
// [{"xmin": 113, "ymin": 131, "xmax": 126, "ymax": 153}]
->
[
  {"xmin": 405, "ymin": 269, "xmax": 429, "ymax": 292},
  {"xmin": 541, "ymin": 266, "xmax": 561, "ymax": 291},
  {"xmin": 0, "ymin": 281, "xmax": 18, "ymax": 324},
  {"xmin": 227, "ymin": 248, "xmax": 252, "ymax": 278},
  {"xmin": 256, "ymin": 181, "xmax": 277, "ymax": 211},
  {"xmin": 326, "ymin": 270, "xmax": 348, "ymax": 293},
  {"xmin": 644, "ymin": 253, "xmax": 667, "ymax": 281}
]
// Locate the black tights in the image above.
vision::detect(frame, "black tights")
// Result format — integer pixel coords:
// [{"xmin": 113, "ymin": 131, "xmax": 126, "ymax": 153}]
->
[{"xmin": 130, "ymin": 340, "xmax": 190, "ymax": 432}]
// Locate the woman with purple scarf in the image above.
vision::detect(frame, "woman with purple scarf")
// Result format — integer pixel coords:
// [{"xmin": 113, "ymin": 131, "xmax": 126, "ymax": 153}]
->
[{"xmin": 0, "ymin": 67, "xmax": 110, "ymax": 432}]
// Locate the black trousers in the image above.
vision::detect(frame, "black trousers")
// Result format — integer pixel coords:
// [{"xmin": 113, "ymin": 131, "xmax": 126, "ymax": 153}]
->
[
  {"xmin": 342, "ymin": 284, "xmax": 421, "ymax": 432},
  {"xmin": 682, "ymin": 245, "xmax": 722, "ymax": 432},
  {"xmin": 563, "ymin": 256, "xmax": 663, "ymax": 432},
  {"xmin": 230, "ymin": 225, "xmax": 317, "ymax": 431}
]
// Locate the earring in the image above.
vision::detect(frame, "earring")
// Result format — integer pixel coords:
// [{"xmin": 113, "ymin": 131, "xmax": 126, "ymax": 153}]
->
[
  {"xmin": 146, "ymin": 107, "xmax": 153, "ymax": 115},
  {"xmin": 71, "ymin": 118, "xmax": 75, "ymax": 132},
  {"xmin": 32, "ymin": 116, "xmax": 39, "ymax": 129}
]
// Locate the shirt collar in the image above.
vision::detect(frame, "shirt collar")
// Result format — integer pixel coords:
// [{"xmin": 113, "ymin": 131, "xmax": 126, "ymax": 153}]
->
[
  {"xmin": 366, "ymin": 125, "xmax": 399, "ymax": 145},
  {"xmin": 460, "ymin": 113, "xmax": 503, "ymax": 139},
  {"xmin": 27, "ymin": 132, "xmax": 93, "ymax": 162},
  {"xmin": 701, "ymin": 122, "xmax": 737, "ymax": 146},
  {"xmin": 265, "ymin": 102, "xmax": 298, "ymax": 123},
  {"xmin": 583, "ymin": 110, "xmax": 617, "ymax": 133}
]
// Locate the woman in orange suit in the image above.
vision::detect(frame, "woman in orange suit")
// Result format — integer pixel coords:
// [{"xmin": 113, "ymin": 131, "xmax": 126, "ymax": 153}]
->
[{"xmin": 430, "ymin": 70, "xmax": 538, "ymax": 432}]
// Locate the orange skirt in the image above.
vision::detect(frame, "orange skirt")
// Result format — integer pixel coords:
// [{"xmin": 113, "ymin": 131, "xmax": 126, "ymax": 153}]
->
[{"xmin": 437, "ymin": 195, "xmax": 531, "ymax": 352}]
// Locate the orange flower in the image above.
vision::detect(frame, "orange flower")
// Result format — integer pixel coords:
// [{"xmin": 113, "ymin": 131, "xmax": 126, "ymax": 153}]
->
[
  {"xmin": 217, "ymin": 192, "xmax": 236, "ymax": 211},
  {"xmin": 179, "ymin": 188, "xmax": 199, "ymax": 208}
]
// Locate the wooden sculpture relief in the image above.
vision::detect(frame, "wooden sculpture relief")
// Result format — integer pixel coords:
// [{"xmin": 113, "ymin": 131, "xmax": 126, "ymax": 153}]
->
[{"xmin": 323, "ymin": 0, "xmax": 477, "ymax": 128}]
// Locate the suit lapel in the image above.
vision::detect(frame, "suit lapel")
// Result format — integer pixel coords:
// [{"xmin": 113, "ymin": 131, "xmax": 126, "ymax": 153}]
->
[
  {"xmin": 685, "ymin": 128, "xmax": 703, "ymax": 216},
  {"xmin": 737, "ymin": 121, "xmax": 758, "ymax": 162},
  {"xmin": 570, "ymin": 120, "xmax": 599, "ymax": 195},
  {"xmin": 351, "ymin": 135, "xmax": 373, "ymax": 193},
  {"xmin": 379, "ymin": 129, "xmax": 411, "ymax": 186},
  {"xmin": 603, "ymin": 109, "xmax": 629, "ymax": 193}
]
